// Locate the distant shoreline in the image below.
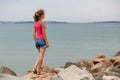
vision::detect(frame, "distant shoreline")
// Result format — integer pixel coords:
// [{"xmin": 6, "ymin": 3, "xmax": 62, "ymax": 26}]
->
[
  {"xmin": 0, "ymin": 21, "xmax": 120, "ymax": 24},
  {"xmin": 0, "ymin": 21, "xmax": 68, "ymax": 24}
]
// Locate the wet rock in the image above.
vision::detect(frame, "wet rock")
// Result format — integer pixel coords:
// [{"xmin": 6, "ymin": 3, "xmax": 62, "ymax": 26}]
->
[{"xmin": 0, "ymin": 66, "xmax": 17, "ymax": 76}]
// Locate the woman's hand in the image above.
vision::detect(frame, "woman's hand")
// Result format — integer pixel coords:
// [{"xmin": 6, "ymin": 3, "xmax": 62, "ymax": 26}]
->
[
  {"xmin": 45, "ymin": 40, "xmax": 49, "ymax": 48},
  {"xmin": 46, "ymin": 44, "xmax": 49, "ymax": 48}
]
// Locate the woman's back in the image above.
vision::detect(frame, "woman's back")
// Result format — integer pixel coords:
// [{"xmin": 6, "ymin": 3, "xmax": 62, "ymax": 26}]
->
[{"xmin": 34, "ymin": 21, "xmax": 44, "ymax": 39}]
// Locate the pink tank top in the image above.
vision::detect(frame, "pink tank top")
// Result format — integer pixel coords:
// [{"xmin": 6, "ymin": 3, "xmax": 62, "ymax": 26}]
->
[{"xmin": 34, "ymin": 21, "xmax": 46, "ymax": 40}]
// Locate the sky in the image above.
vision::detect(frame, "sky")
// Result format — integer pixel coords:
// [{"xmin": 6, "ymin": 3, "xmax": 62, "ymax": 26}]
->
[{"xmin": 0, "ymin": 0, "xmax": 120, "ymax": 22}]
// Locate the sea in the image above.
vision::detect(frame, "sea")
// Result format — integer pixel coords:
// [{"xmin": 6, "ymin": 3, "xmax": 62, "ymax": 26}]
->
[{"xmin": 0, "ymin": 22, "xmax": 120, "ymax": 75}]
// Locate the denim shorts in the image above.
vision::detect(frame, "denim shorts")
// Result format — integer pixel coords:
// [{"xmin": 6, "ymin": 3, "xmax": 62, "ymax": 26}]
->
[{"xmin": 35, "ymin": 39, "xmax": 46, "ymax": 48}]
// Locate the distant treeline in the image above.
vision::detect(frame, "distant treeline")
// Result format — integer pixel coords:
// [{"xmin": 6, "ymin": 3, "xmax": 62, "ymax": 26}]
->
[
  {"xmin": 0, "ymin": 21, "xmax": 68, "ymax": 24},
  {"xmin": 92, "ymin": 21, "xmax": 120, "ymax": 23},
  {"xmin": 0, "ymin": 21, "xmax": 120, "ymax": 24}
]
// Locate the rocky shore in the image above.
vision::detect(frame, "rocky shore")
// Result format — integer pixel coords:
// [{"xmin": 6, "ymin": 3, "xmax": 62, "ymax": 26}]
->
[{"xmin": 0, "ymin": 52, "xmax": 120, "ymax": 80}]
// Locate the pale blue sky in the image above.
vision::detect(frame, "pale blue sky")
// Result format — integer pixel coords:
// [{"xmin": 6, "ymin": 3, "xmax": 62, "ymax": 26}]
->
[{"xmin": 0, "ymin": 0, "xmax": 120, "ymax": 22}]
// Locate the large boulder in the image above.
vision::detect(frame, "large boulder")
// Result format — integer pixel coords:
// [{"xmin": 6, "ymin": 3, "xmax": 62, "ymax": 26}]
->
[
  {"xmin": 0, "ymin": 66, "xmax": 17, "ymax": 76},
  {"xmin": 58, "ymin": 65, "xmax": 95, "ymax": 80}
]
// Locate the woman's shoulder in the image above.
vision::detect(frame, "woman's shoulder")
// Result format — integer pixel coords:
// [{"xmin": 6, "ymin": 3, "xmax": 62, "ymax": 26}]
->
[
  {"xmin": 40, "ymin": 20, "xmax": 45, "ymax": 24},
  {"xmin": 40, "ymin": 21, "xmax": 45, "ymax": 26}
]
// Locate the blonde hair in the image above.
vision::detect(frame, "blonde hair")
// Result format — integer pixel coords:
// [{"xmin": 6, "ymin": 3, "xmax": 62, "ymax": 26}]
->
[{"xmin": 33, "ymin": 9, "xmax": 45, "ymax": 22}]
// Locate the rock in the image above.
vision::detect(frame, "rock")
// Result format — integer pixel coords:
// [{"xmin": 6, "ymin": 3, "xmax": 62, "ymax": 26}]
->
[
  {"xmin": 91, "ymin": 62, "xmax": 110, "ymax": 73},
  {"xmin": 114, "ymin": 51, "xmax": 120, "ymax": 57},
  {"xmin": 80, "ymin": 77, "xmax": 90, "ymax": 80},
  {"xmin": 0, "ymin": 66, "xmax": 17, "ymax": 76},
  {"xmin": 58, "ymin": 65, "xmax": 95, "ymax": 80},
  {"xmin": 110, "ymin": 56, "xmax": 120, "ymax": 63},
  {"xmin": 103, "ymin": 59, "xmax": 112, "ymax": 67},
  {"xmin": 24, "ymin": 72, "xmax": 39, "ymax": 79},
  {"xmin": 76, "ymin": 59, "xmax": 94, "ymax": 71},
  {"xmin": 24, "ymin": 65, "xmax": 64, "ymax": 80},
  {"xmin": 0, "ymin": 73, "xmax": 32, "ymax": 80},
  {"xmin": 92, "ymin": 54, "xmax": 106, "ymax": 64},
  {"xmin": 90, "ymin": 54, "xmax": 112, "ymax": 73},
  {"xmin": 110, "ymin": 59, "xmax": 120, "ymax": 74},
  {"xmin": 54, "ymin": 68, "xmax": 64, "ymax": 74},
  {"xmin": 103, "ymin": 76, "xmax": 120, "ymax": 80},
  {"xmin": 46, "ymin": 75, "xmax": 63, "ymax": 80},
  {"xmin": 113, "ymin": 60, "xmax": 120, "ymax": 68},
  {"xmin": 64, "ymin": 62, "xmax": 76, "ymax": 68},
  {"xmin": 111, "ymin": 67, "xmax": 120, "ymax": 73},
  {"xmin": 91, "ymin": 62, "xmax": 108, "ymax": 73},
  {"xmin": 41, "ymin": 65, "xmax": 61, "ymax": 74},
  {"xmin": 110, "ymin": 51, "xmax": 120, "ymax": 63},
  {"xmin": 93, "ymin": 71, "xmax": 120, "ymax": 80},
  {"xmin": 41, "ymin": 65, "xmax": 51, "ymax": 73},
  {"xmin": 64, "ymin": 59, "xmax": 94, "ymax": 72}
]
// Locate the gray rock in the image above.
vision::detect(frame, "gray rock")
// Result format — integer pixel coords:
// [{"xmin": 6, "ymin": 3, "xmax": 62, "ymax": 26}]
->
[
  {"xmin": 64, "ymin": 62, "xmax": 76, "ymax": 68},
  {"xmin": 111, "ymin": 67, "xmax": 120, "ymax": 73},
  {"xmin": 0, "ymin": 66, "xmax": 17, "ymax": 76},
  {"xmin": 58, "ymin": 65, "xmax": 95, "ymax": 80}
]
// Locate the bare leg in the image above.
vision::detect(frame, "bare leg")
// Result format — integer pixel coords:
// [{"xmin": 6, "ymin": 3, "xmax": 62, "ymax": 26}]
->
[
  {"xmin": 32, "ymin": 48, "xmax": 46, "ymax": 74},
  {"xmin": 33, "ymin": 48, "xmax": 40, "ymax": 70},
  {"xmin": 37, "ymin": 48, "xmax": 46, "ymax": 74}
]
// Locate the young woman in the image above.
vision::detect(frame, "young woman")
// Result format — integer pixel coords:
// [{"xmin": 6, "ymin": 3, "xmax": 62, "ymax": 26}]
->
[{"xmin": 32, "ymin": 9, "xmax": 49, "ymax": 75}]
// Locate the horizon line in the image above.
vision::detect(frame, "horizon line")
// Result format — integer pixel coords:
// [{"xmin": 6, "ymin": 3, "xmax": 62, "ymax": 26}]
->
[{"xmin": 0, "ymin": 20, "xmax": 120, "ymax": 23}]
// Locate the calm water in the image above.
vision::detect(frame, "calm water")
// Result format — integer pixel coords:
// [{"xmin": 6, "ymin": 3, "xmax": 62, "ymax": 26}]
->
[{"xmin": 0, "ymin": 23, "xmax": 120, "ymax": 75}]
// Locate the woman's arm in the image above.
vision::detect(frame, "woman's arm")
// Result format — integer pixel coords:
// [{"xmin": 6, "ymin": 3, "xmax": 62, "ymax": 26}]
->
[
  {"xmin": 33, "ymin": 27, "xmax": 36, "ymax": 41},
  {"xmin": 41, "ymin": 21, "xmax": 49, "ymax": 47}
]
